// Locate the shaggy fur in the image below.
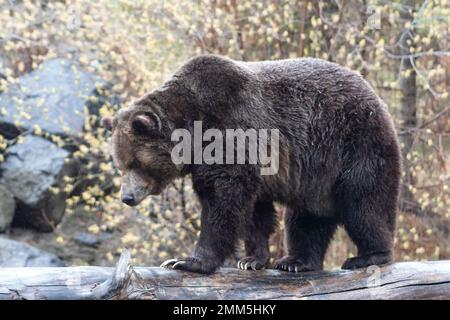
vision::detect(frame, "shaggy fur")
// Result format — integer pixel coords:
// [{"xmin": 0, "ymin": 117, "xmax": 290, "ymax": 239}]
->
[{"xmin": 104, "ymin": 55, "xmax": 401, "ymax": 274}]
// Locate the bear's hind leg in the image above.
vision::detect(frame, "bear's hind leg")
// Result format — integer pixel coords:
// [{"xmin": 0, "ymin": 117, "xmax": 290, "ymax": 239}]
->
[
  {"xmin": 341, "ymin": 194, "xmax": 395, "ymax": 270},
  {"xmin": 275, "ymin": 209, "xmax": 337, "ymax": 272},
  {"xmin": 238, "ymin": 201, "xmax": 277, "ymax": 270},
  {"xmin": 339, "ymin": 168, "xmax": 397, "ymax": 270}
]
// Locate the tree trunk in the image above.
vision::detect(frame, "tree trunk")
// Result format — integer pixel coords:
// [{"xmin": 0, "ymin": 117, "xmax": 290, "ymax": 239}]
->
[
  {"xmin": 297, "ymin": 0, "xmax": 309, "ymax": 57},
  {"xmin": 399, "ymin": 1, "xmax": 419, "ymax": 213},
  {"xmin": 0, "ymin": 250, "xmax": 449, "ymax": 300}
]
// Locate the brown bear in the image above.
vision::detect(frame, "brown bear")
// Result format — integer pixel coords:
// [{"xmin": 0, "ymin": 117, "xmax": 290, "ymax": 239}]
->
[{"xmin": 103, "ymin": 54, "xmax": 401, "ymax": 274}]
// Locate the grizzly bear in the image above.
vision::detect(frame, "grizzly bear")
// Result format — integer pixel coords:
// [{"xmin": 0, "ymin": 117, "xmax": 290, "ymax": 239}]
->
[{"xmin": 103, "ymin": 55, "xmax": 401, "ymax": 274}]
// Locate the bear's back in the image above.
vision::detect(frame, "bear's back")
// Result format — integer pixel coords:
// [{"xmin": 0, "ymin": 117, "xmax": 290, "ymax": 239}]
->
[
  {"xmin": 241, "ymin": 57, "xmax": 342, "ymax": 79},
  {"xmin": 241, "ymin": 58, "xmax": 374, "ymax": 99}
]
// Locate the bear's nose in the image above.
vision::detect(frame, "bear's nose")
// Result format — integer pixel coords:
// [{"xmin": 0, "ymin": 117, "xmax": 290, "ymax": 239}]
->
[{"xmin": 121, "ymin": 194, "xmax": 136, "ymax": 206}]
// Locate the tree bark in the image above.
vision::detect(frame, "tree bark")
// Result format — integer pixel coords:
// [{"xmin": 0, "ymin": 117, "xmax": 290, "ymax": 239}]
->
[{"xmin": 0, "ymin": 250, "xmax": 449, "ymax": 300}]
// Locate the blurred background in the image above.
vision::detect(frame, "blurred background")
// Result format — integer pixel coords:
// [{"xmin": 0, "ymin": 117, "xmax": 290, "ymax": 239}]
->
[{"xmin": 0, "ymin": 0, "xmax": 448, "ymax": 269}]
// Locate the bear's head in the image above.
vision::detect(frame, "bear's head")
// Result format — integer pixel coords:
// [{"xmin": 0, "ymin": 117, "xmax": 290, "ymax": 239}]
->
[{"xmin": 102, "ymin": 97, "xmax": 183, "ymax": 206}]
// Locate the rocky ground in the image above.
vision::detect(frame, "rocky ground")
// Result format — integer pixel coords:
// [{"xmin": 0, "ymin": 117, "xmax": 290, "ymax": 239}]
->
[
  {"xmin": 3, "ymin": 205, "xmax": 128, "ymax": 267},
  {"xmin": 0, "ymin": 57, "xmax": 121, "ymax": 267}
]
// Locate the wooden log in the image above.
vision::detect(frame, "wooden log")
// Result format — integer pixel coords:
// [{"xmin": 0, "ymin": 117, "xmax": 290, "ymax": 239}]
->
[{"xmin": 0, "ymin": 251, "xmax": 449, "ymax": 300}]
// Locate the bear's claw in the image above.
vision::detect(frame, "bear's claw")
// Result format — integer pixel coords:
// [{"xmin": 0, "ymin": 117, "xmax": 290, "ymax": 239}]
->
[
  {"xmin": 274, "ymin": 256, "xmax": 319, "ymax": 273},
  {"xmin": 160, "ymin": 259, "xmax": 178, "ymax": 268},
  {"xmin": 237, "ymin": 256, "xmax": 266, "ymax": 270},
  {"xmin": 160, "ymin": 257, "xmax": 217, "ymax": 274}
]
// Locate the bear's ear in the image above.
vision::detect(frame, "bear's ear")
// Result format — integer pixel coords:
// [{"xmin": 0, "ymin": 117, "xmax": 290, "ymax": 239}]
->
[
  {"xmin": 102, "ymin": 117, "xmax": 113, "ymax": 131},
  {"xmin": 131, "ymin": 112, "xmax": 161, "ymax": 136}
]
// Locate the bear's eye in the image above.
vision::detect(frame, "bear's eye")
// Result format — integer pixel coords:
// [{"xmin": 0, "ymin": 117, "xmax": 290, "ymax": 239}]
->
[{"xmin": 127, "ymin": 159, "xmax": 141, "ymax": 170}]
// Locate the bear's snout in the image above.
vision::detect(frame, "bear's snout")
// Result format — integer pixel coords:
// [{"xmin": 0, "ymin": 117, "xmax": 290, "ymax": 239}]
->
[{"xmin": 121, "ymin": 193, "xmax": 137, "ymax": 206}]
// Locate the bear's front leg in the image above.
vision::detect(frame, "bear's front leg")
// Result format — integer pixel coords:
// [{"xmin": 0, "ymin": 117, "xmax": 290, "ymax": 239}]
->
[
  {"xmin": 160, "ymin": 206, "xmax": 237, "ymax": 273},
  {"xmin": 161, "ymin": 165, "xmax": 259, "ymax": 274}
]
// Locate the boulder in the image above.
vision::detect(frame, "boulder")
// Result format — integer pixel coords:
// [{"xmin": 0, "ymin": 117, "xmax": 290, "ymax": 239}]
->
[
  {"xmin": 0, "ymin": 237, "xmax": 64, "ymax": 267},
  {"xmin": 0, "ymin": 135, "xmax": 71, "ymax": 232},
  {"xmin": 0, "ymin": 58, "xmax": 113, "ymax": 139},
  {"xmin": 0, "ymin": 185, "xmax": 15, "ymax": 232},
  {"xmin": 73, "ymin": 232, "xmax": 112, "ymax": 248}
]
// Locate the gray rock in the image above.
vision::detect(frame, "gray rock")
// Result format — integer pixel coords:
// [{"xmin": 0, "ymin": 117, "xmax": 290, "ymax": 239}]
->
[
  {"xmin": 0, "ymin": 58, "xmax": 112, "ymax": 138},
  {"xmin": 73, "ymin": 232, "xmax": 99, "ymax": 247},
  {"xmin": 0, "ymin": 185, "xmax": 15, "ymax": 232},
  {"xmin": 0, "ymin": 237, "xmax": 64, "ymax": 267},
  {"xmin": 0, "ymin": 135, "xmax": 71, "ymax": 231},
  {"xmin": 73, "ymin": 232, "xmax": 112, "ymax": 248}
]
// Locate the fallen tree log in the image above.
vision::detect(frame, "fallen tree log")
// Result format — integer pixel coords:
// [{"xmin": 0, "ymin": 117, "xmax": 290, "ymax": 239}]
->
[{"xmin": 0, "ymin": 250, "xmax": 449, "ymax": 300}]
